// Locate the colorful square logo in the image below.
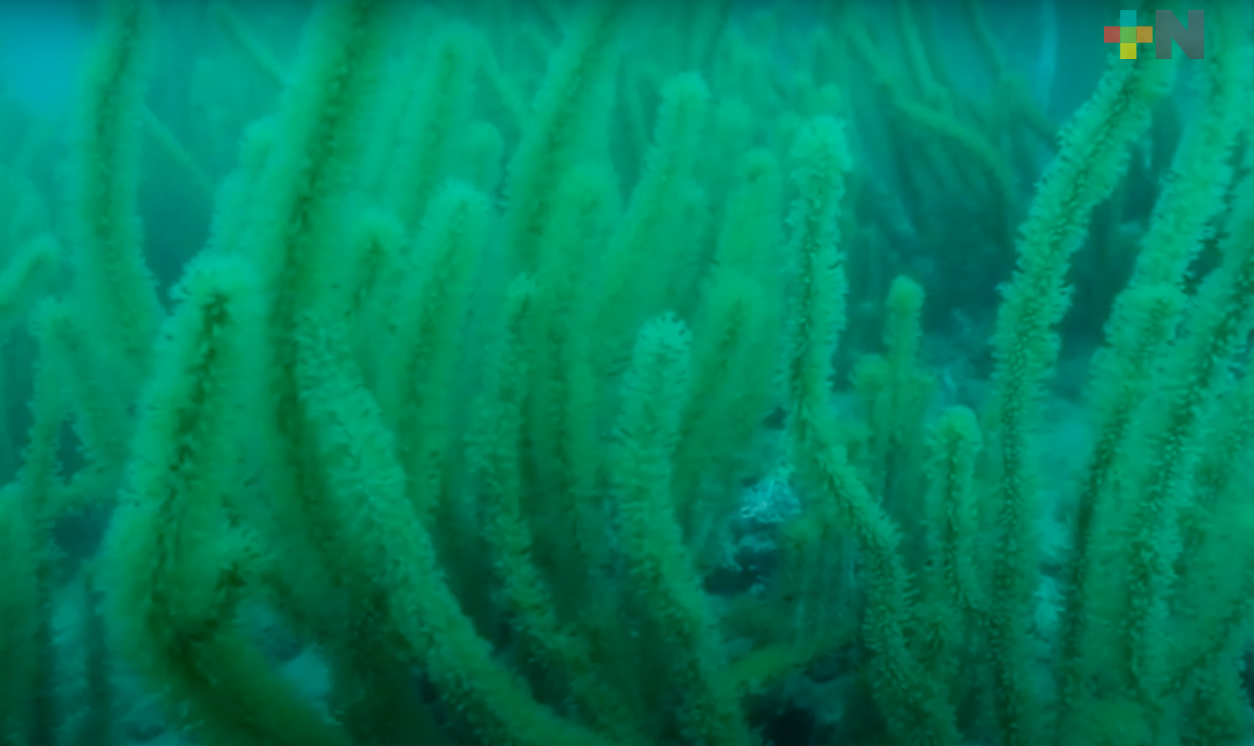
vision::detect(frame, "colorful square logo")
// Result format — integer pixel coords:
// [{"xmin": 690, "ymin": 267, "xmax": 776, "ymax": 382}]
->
[{"xmin": 1104, "ymin": 9, "xmax": 1153, "ymax": 58}]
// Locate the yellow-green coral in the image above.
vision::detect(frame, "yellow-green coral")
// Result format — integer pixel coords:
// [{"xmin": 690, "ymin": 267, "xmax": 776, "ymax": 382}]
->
[{"xmin": 0, "ymin": 2, "xmax": 1251, "ymax": 746}]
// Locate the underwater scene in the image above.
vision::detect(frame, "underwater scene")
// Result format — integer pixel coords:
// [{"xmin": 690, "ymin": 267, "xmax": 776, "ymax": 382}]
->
[{"xmin": 0, "ymin": 0, "xmax": 1250, "ymax": 744}]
